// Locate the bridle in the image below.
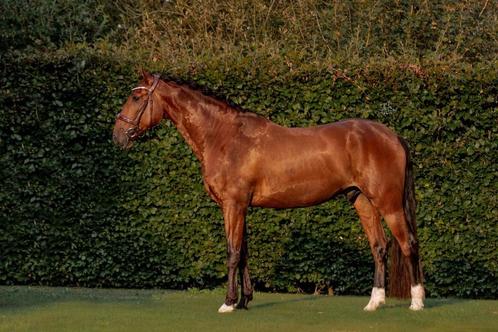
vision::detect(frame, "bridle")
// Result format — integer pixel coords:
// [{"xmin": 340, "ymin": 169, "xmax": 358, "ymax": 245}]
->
[{"xmin": 116, "ymin": 74, "xmax": 161, "ymax": 139}]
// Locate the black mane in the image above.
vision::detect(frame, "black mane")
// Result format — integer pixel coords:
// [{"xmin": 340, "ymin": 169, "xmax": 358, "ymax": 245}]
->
[{"xmin": 160, "ymin": 75, "xmax": 248, "ymax": 113}]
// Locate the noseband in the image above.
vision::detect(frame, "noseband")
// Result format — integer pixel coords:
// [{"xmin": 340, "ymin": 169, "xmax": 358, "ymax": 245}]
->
[{"xmin": 116, "ymin": 74, "xmax": 161, "ymax": 139}]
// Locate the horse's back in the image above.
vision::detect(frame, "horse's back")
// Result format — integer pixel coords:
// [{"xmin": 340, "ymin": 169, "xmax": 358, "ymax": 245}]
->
[{"xmin": 253, "ymin": 118, "xmax": 401, "ymax": 164}]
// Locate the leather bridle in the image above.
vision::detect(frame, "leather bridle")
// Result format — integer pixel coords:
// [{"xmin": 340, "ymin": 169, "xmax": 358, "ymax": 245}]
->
[{"xmin": 116, "ymin": 74, "xmax": 161, "ymax": 139}]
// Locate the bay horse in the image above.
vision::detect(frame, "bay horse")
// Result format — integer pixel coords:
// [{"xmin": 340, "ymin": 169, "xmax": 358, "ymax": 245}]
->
[{"xmin": 112, "ymin": 71, "xmax": 424, "ymax": 312}]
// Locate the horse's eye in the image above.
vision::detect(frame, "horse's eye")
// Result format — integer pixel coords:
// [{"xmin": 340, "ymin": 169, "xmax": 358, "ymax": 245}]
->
[{"xmin": 132, "ymin": 95, "xmax": 140, "ymax": 102}]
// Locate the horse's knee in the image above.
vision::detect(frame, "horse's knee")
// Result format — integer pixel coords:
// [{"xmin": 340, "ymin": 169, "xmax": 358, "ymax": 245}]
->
[{"xmin": 227, "ymin": 249, "xmax": 241, "ymax": 268}]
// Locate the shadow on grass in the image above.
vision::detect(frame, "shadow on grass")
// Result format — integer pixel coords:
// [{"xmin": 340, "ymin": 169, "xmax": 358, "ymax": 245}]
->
[
  {"xmin": 379, "ymin": 297, "xmax": 465, "ymax": 310},
  {"xmin": 423, "ymin": 298, "xmax": 465, "ymax": 309},
  {"xmin": 0, "ymin": 286, "xmax": 164, "ymax": 312},
  {"xmin": 250, "ymin": 295, "xmax": 322, "ymax": 310},
  {"xmin": 0, "ymin": 287, "xmax": 57, "ymax": 311},
  {"xmin": 249, "ymin": 294, "xmax": 466, "ymax": 311}
]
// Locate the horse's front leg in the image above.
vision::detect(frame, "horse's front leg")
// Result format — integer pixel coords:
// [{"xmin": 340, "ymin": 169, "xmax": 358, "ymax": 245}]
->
[
  {"xmin": 237, "ymin": 224, "xmax": 253, "ymax": 309},
  {"xmin": 218, "ymin": 200, "xmax": 248, "ymax": 313}
]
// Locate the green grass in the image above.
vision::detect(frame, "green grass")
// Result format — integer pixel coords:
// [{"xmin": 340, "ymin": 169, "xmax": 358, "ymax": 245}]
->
[{"xmin": 1, "ymin": 287, "xmax": 497, "ymax": 332}]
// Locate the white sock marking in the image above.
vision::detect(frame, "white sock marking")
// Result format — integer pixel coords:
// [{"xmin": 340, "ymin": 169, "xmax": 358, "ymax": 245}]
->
[
  {"xmin": 364, "ymin": 287, "xmax": 385, "ymax": 311},
  {"xmin": 409, "ymin": 284, "xmax": 425, "ymax": 311},
  {"xmin": 218, "ymin": 303, "xmax": 236, "ymax": 313}
]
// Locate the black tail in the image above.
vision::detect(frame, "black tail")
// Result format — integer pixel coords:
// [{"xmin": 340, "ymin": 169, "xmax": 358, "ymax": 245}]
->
[{"xmin": 388, "ymin": 137, "xmax": 422, "ymax": 298}]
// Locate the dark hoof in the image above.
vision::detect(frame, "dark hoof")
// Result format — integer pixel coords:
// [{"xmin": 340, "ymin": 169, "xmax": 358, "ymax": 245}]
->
[{"xmin": 236, "ymin": 296, "xmax": 251, "ymax": 310}]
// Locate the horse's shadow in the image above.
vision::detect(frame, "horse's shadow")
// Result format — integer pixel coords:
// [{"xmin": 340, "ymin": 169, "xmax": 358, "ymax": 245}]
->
[
  {"xmin": 419, "ymin": 298, "xmax": 463, "ymax": 309},
  {"xmin": 371, "ymin": 297, "xmax": 464, "ymax": 310},
  {"xmin": 249, "ymin": 295, "xmax": 464, "ymax": 311},
  {"xmin": 250, "ymin": 295, "xmax": 321, "ymax": 309}
]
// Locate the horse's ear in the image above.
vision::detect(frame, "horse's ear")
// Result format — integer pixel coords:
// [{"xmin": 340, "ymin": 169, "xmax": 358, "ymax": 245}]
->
[{"xmin": 138, "ymin": 68, "xmax": 153, "ymax": 83}]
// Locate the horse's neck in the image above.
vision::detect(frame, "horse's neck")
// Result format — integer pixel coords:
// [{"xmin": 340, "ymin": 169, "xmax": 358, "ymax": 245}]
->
[{"xmin": 158, "ymin": 83, "xmax": 236, "ymax": 162}]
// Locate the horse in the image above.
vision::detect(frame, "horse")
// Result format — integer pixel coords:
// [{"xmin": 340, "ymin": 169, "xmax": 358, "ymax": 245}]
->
[{"xmin": 112, "ymin": 71, "xmax": 425, "ymax": 313}]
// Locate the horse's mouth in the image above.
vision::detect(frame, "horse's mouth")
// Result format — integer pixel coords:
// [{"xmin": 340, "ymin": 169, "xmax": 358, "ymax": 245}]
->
[
  {"xmin": 120, "ymin": 141, "xmax": 134, "ymax": 150},
  {"xmin": 113, "ymin": 132, "xmax": 134, "ymax": 150}
]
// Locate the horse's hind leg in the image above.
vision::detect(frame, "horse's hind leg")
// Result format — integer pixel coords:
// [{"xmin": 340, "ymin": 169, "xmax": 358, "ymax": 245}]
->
[
  {"xmin": 382, "ymin": 209, "xmax": 424, "ymax": 310},
  {"xmin": 353, "ymin": 193, "xmax": 388, "ymax": 311}
]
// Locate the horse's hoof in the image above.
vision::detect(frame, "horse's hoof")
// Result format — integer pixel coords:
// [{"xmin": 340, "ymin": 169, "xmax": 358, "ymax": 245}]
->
[
  {"xmin": 363, "ymin": 303, "xmax": 379, "ymax": 311},
  {"xmin": 236, "ymin": 304, "xmax": 248, "ymax": 310},
  {"xmin": 409, "ymin": 299, "xmax": 424, "ymax": 311},
  {"xmin": 236, "ymin": 296, "xmax": 250, "ymax": 310},
  {"xmin": 218, "ymin": 303, "xmax": 236, "ymax": 313},
  {"xmin": 363, "ymin": 300, "xmax": 384, "ymax": 311},
  {"xmin": 363, "ymin": 287, "xmax": 385, "ymax": 311}
]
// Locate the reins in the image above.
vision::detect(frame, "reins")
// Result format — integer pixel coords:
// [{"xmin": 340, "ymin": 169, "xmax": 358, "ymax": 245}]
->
[{"xmin": 116, "ymin": 74, "xmax": 160, "ymax": 139}]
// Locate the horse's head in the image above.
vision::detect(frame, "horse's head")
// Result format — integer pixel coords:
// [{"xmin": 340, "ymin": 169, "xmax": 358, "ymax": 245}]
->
[{"xmin": 113, "ymin": 70, "xmax": 163, "ymax": 149}]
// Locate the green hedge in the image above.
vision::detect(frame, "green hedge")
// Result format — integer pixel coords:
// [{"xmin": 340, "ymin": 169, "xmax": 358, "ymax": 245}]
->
[{"xmin": 1, "ymin": 49, "xmax": 496, "ymax": 298}]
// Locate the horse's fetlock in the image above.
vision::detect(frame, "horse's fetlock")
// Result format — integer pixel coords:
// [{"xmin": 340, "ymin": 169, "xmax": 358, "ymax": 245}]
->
[{"xmin": 225, "ymin": 296, "xmax": 238, "ymax": 306}]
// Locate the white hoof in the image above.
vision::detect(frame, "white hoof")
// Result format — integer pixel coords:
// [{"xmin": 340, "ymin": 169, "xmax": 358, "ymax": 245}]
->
[
  {"xmin": 409, "ymin": 299, "xmax": 424, "ymax": 311},
  {"xmin": 409, "ymin": 284, "xmax": 425, "ymax": 311},
  {"xmin": 218, "ymin": 303, "xmax": 236, "ymax": 313},
  {"xmin": 363, "ymin": 287, "xmax": 385, "ymax": 311},
  {"xmin": 363, "ymin": 302, "xmax": 380, "ymax": 311}
]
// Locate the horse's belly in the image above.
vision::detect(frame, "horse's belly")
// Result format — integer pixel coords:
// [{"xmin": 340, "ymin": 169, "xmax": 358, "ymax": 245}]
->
[{"xmin": 251, "ymin": 177, "xmax": 345, "ymax": 208}]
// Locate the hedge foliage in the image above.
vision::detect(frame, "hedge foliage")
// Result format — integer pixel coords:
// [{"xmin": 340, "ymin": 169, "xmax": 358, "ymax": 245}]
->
[{"xmin": 0, "ymin": 0, "xmax": 497, "ymax": 298}]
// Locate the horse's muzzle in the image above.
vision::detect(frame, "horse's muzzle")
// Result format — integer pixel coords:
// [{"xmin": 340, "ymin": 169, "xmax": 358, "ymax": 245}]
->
[{"xmin": 112, "ymin": 129, "xmax": 133, "ymax": 150}]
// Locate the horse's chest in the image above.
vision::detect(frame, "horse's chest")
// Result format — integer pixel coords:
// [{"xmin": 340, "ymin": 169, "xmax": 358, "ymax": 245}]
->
[{"xmin": 200, "ymin": 164, "xmax": 250, "ymax": 204}]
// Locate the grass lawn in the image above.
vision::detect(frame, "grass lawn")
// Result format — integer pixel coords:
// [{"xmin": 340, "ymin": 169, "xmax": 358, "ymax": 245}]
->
[{"xmin": 1, "ymin": 286, "xmax": 497, "ymax": 332}]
